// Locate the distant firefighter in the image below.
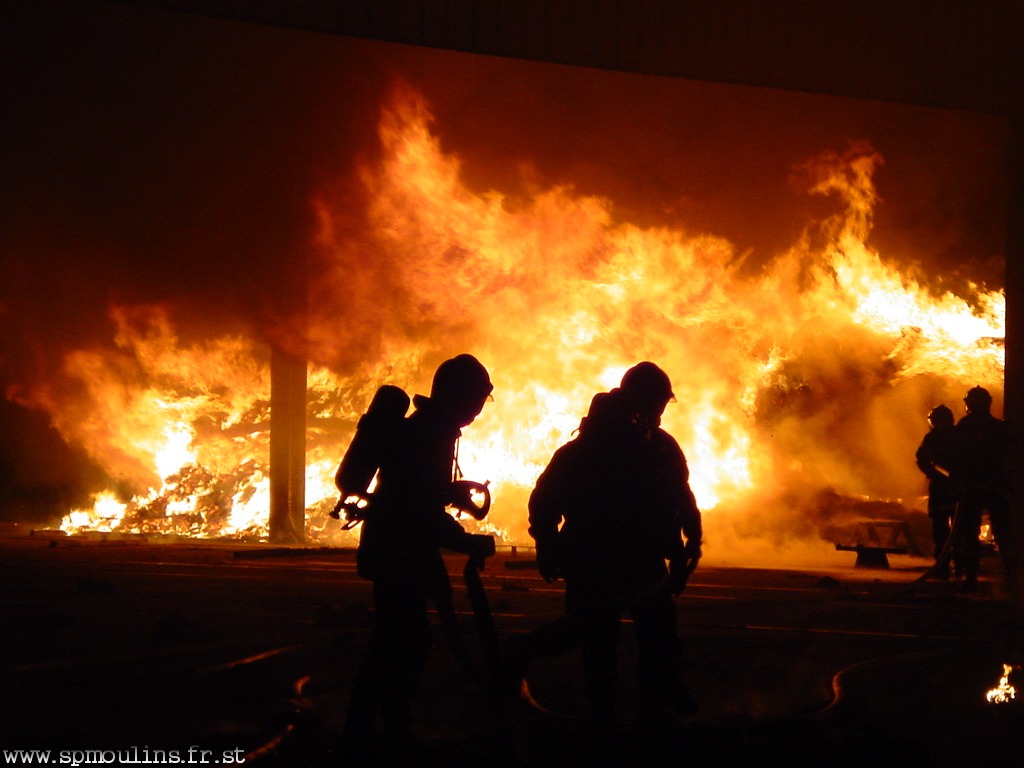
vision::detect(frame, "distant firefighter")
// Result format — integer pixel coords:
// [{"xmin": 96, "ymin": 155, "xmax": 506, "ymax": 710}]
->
[
  {"xmin": 915, "ymin": 404, "xmax": 957, "ymax": 578},
  {"xmin": 950, "ymin": 386, "xmax": 1016, "ymax": 593}
]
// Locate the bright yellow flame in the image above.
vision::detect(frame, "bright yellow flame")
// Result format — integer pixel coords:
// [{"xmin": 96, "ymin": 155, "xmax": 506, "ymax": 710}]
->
[
  {"xmin": 154, "ymin": 420, "xmax": 196, "ymax": 480},
  {"xmin": 26, "ymin": 86, "xmax": 1002, "ymax": 562},
  {"xmin": 986, "ymin": 664, "xmax": 1018, "ymax": 704},
  {"xmin": 63, "ymin": 491, "xmax": 127, "ymax": 534}
]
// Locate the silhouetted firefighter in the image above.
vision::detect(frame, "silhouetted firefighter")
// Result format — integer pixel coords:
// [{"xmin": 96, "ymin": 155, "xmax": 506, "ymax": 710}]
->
[
  {"xmin": 915, "ymin": 404, "xmax": 957, "ymax": 579},
  {"xmin": 338, "ymin": 354, "xmax": 496, "ymax": 758},
  {"xmin": 950, "ymin": 386, "xmax": 1017, "ymax": 594},
  {"xmin": 509, "ymin": 362, "xmax": 702, "ymax": 733}
]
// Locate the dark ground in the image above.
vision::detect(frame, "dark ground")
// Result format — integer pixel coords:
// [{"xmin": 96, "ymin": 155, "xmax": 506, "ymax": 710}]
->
[{"xmin": 1, "ymin": 529, "xmax": 1022, "ymax": 767}]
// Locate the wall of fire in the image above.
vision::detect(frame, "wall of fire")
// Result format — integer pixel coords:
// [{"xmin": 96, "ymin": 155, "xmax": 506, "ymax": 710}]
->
[
  {"xmin": 110, "ymin": 1, "xmax": 1024, "ymax": 548},
  {"xmin": 131, "ymin": 0, "xmax": 1023, "ymax": 394},
  {"xmin": 2, "ymin": 3, "xmax": 1020, "ymax": 741}
]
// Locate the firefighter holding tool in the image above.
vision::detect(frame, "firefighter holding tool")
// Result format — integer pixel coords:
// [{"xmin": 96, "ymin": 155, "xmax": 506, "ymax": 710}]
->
[{"xmin": 338, "ymin": 354, "xmax": 496, "ymax": 758}]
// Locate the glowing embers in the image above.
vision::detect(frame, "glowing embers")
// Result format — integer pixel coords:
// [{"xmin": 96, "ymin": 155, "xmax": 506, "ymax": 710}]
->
[{"xmin": 986, "ymin": 663, "xmax": 1018, "ymax": 705}]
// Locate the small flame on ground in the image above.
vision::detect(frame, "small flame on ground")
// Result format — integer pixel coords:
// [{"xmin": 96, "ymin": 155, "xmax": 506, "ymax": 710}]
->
[{"xmin": 986, "ymin": 664, "xmax": 1018, "ymax": 704}]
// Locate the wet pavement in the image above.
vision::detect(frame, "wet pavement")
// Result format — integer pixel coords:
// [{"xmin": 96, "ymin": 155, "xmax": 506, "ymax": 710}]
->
[{"xmin": 2, "ymin": 532, "xmax": 1022, "ymax": 766}]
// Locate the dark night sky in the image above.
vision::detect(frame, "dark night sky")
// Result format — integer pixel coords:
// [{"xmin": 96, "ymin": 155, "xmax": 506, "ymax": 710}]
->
[{"xmin": 0, "ymin": 0, "xmax": 1010, "ymax": 520}]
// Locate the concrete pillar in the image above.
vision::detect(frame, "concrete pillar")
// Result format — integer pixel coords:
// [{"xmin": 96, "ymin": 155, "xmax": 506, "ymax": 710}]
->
[{"xmin": 268, "ymin": 346, "xmax": 307, "ymax": 544}]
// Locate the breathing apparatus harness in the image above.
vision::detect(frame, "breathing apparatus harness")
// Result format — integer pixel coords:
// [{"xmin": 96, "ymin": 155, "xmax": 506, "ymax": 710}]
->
[
  {"xmin": 329, "ymin": 385, "xmax": 492, "ymax": 526},
  {"xmin": 330, "ymin": 384, "xmax": 499, "ymax": 681},
  {"xmin": 330, "ymin": 476, "xmax": 490, "ymax": 530}
]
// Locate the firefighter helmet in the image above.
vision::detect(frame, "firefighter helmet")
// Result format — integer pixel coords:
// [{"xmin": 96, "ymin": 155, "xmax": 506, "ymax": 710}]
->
[
  {"xmin": 430, "ymin": 354, "xmax": 493, "ymax": 423},
  {"xmin": 927, "ymin": 404, "xmax": 954, "ymax": 428},
  {"xmin": 963, "ymin": 386, "xmax": 993, "ymax": 413},
  {"xmin": 620, "ymin": 361, "xmax": 674, "ymax": 406}
]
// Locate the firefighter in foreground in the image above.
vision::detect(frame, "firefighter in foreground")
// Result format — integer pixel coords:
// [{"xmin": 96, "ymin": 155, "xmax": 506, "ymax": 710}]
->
[
  {"xmin": 915, "ymin": 404, "xmax": 957, "ymax": 579},
  {"xmin": 511, "ymin": 362, "xmax": 703, "ymax": 731},
  {"xmin": 340, "ymin": 354, "xmax": 495, "ymax": 756},
  {"xmin": 950, "ymin": 386, "xmax": 1016, "ymax": 594}
]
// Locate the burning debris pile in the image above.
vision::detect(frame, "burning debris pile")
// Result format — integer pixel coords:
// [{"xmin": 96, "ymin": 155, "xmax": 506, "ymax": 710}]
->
[{"xmin": 6, "ymin": 85, "xmax": 1005, "ymax": 564}]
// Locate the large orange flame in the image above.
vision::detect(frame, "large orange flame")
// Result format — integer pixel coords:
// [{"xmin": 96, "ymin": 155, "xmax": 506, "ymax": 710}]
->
[{"xmin": 34, "ymin": 85, "xmax": 1001, "ymax": 565}]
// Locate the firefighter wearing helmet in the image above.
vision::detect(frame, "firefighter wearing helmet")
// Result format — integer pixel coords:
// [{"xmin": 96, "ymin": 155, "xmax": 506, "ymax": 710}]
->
[
  {"xmin": 950, "ymin": 386, "xmax": 1016, "ymax": 593},
  {"xmin": 343, "ymin": 354, "xmax": 494, "ymax": 755},
  {"xmin": 616, "ymin": 361, "xmax": 702, "ymax": 596},
  {"xmin": 915, "ymin": 404, "xmax": 957, "ymax": 578},
  {"xmin": 516, "ymin": 361, "xmax": 702, "ymax": 730},
  {"xmin": 618, "ymin": 361, "xmax": 675, "ymax": 434}
]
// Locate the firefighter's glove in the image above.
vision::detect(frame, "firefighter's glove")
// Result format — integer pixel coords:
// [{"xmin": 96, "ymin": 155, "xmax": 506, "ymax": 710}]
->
[
  {"xmin": 667, "ymin": 558, "xmax": 690, "ymax": 595},
  {"xmin": 536, "ymin": 540, "xmax": 561, "ymax": 583},
  {"xmin": 465, "ymin": 533, "xmax": 495, "ymax": 571},
  {"xmin": 684, "ymin": 539, "xmax": 703, "ymax": 573},
  {"xmin": 668, "ymin": 541, "xmax": 702, "ymax": 595},
  {"xmin": 684, "ymin": 539, "xmax": 703, "ymax": 565}
]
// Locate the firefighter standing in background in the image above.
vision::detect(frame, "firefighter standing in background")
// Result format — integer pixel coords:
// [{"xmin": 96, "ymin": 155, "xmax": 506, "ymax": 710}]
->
[
  {"xmin": 915, "ymin": 404, "xmax": 957, "ymax": 579},
  {"xmin": 342, "ymin": 354, "xmax": 495, "ymax": 756},
  {"xmin": 513, "ymin": 362, "xmax": 702, "ymax": 732},
  {"xmin": 950, "ymin": 386, "xmax": 1016, "ymax": 594}
]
